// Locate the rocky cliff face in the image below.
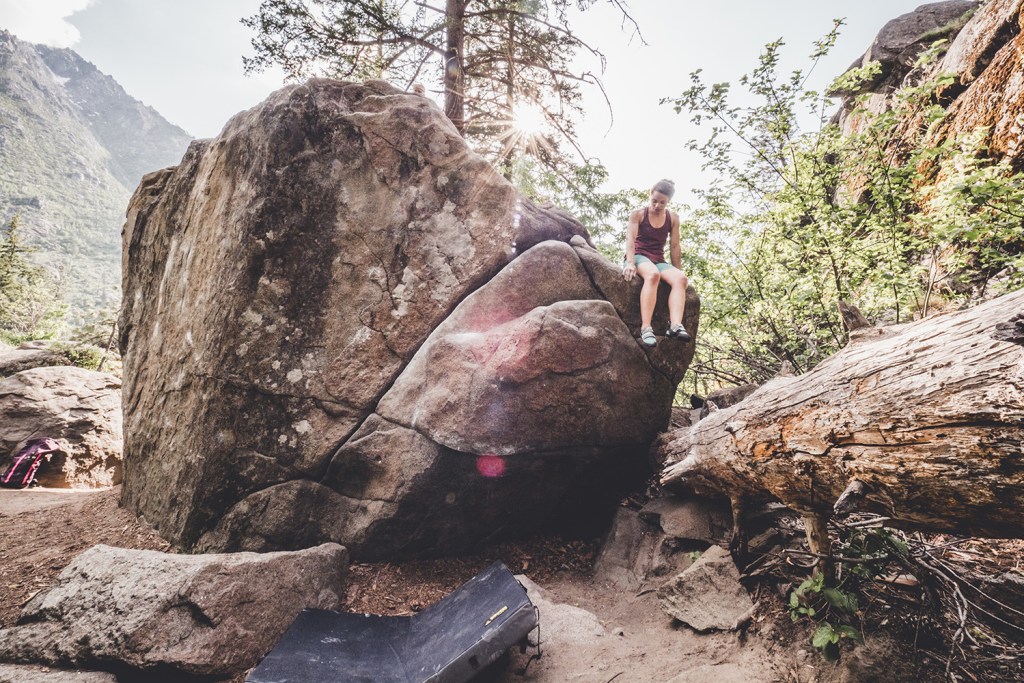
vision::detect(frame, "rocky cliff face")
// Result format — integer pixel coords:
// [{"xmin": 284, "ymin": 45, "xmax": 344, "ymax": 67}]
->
[
  {"xmin": 928, "ymin": 0, "xmax": 1024, "ymax": 163},
  {"xmin": 0, "ymin": 30, "xmax": 191, "ymax": 313},
  {"xmin": 835, "ymin": 0, "xmax": 1024, "ymax": 167},
  {"xmin": 119, "ymin": 79, "xmax": 698, "ymax": 559}
]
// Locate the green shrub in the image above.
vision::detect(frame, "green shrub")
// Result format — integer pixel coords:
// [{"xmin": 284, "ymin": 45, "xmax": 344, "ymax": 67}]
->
[{"xmin": 51, "ymin": 342, "xmax": 104, "ymax": 370}]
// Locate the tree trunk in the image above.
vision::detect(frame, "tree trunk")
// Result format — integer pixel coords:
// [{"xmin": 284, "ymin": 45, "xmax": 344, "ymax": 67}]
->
[
  {"xmin": 443, "ymin": 0, "xmax": 466, "ymax": 133},
  {"xmin": 659, "ymin": 289, "xmax": 1024, "ymax": 540}
]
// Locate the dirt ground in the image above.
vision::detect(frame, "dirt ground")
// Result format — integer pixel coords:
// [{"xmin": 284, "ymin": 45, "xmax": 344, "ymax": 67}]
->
[
  {"xmin": 0, "ymin": 487, "xmax": 801, "ymax": 682},
  {"xmin": 0, "ymin": 487, "xmax": 169, "ymax": 627},
  {"xmin": 1, "ymin": 486, "xmax": 1012, "ymax": 682}
]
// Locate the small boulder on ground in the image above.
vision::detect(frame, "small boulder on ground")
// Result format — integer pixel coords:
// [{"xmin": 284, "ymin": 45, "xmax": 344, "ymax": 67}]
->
[
  {"xmin": 592, "ymin": 507, "xmax": 662, "ymax": 590},
  {"xmin": 516, "ymin": 576, "xmax": 607, "ymax": 643},
  {"xmin": 0, "ymin": 543, "xmax": 349, "ymax": 679},
  {"xmin": 640, "ymin": 495, "xmax": 732, "ymax": 544},
  {"xmin": 594, "ymin": 499, "xmax": 732, "ymax": 592},
  {"xmin": 0, "ymin": 343, "xmax": 70, "ymax": 377},
  {"xmin": 657, "ymin": 545, "xmax": 754, "ymax": 632},
  {"xmin": 0, "ymin": 665, "xmax": 116, "ymax": 683},
  {"xmin": 0, "ymin": 367, "xmax": 122, "ymax": 488}
]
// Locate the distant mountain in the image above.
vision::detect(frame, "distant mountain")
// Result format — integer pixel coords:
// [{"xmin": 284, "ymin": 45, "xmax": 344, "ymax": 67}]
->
[{"xmin": 0, "ymin": 29, "xmax": 192, "ymax": 316}]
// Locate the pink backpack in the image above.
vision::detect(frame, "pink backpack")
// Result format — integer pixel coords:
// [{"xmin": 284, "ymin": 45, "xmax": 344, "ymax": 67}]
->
[{"xmin": 1, "ymin": 438, "xmax": 61, "ymax": 488}]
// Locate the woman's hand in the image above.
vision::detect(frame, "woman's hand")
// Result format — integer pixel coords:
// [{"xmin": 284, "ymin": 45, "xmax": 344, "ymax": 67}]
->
[{"xmin": 622, "ymin": 261, "xmax": 636, "ymax": 281}]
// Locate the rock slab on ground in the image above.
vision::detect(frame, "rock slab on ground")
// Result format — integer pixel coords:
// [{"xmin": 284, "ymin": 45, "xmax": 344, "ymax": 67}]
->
[
  {"xmin": 592, "ymin": 508, "xmax": 662, "ymax": 590},
  {"xmin": 0, "ymin": 367, "xmax": 122, "ymax": 488},
  {"xmin": 657, "ymin": 545, "xmax": 753, "ymax": 632},
  {"xmin": 0, "ymin": 665, "xmax": 116, "ymax": 683},
  {"xmin": 0, "ymin": 543, "xmax": 348, "ymax": 679},
  {"xmin": 0, "ymin": 346, "xmax": 70, "ymax": 377}
]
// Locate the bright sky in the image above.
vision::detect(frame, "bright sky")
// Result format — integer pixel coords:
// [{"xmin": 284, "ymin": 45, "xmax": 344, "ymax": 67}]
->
[{"xmin": 0, "ymin": 0, "xmax": 928, "ymax": 198}]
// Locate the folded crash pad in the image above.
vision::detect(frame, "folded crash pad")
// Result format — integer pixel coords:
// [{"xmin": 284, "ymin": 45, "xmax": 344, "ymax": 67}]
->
[{"xmin": 247, "ymin": 560, "xmax": 538, "ymax": 683}]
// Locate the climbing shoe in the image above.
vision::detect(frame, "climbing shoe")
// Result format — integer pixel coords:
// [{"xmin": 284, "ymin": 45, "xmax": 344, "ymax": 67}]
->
[
  {"xmin": 640, "ymin": 327, "xmax": 657, "ymax": 347},
  {"xmin": 667, "ymin": 323, "xmax": 692, "ymax": 342}
]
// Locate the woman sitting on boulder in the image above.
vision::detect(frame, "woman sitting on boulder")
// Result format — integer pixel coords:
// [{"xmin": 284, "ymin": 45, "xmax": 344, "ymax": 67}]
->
[{"xmin": 621, "ymin": 179, "xmax": 691, "ymax": 346}]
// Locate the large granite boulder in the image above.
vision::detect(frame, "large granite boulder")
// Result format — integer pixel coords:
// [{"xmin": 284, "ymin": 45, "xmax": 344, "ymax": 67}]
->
[
  {"xmin": 0, "ymin": 543, "xmax": 348, "ymax": 679},
  {"xmin": 0, "ymin": 367, "xmax": 122, "ymax": 487},
  {"xmin": 831, "ymin": 1, "xmax": 978, "ymax": 138},
  {"xmin": 120, "ymin": 78, "xmax": 697, "ymax": 558},
  {"xmin": 834, "ymin": 0, "xmax": 979, "ymax": 96}
]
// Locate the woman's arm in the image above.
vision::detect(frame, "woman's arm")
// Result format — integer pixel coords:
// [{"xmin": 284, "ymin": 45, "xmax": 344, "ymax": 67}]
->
[
  {"xmin": 669, "ymin": 210, "xmax": 682, "ymax": 269},
  {"xmin": 622, "ymin": 209, "xmax": 641, "ymax": 280}
]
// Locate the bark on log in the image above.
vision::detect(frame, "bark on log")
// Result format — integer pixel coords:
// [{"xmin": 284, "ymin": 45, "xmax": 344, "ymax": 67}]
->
[{"xmin": 660, "ymin": 289, "xmax": 1024, "ymax": 539}]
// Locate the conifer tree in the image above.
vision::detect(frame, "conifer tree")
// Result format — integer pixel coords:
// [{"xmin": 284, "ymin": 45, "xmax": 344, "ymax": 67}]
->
[
  {"xmin": 0, "ymin": 216, "xmax": 66, "ymax": 340},
  {"xmin": 242, "ymin": 0, "xmax": 638, "ymax": 189}
]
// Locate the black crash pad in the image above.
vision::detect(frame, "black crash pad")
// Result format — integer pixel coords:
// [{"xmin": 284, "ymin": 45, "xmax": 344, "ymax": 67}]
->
[{"xmin": 247, "ymin": 561, "xmax": 538, "ymax": 683}]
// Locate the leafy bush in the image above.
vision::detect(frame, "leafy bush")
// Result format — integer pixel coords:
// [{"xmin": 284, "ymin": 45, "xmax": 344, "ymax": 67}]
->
[
  {"xmin": 51, "ymin": 342, "xmax": 104, "ymax": 370},
  {"xmin": 788, "ymin": 571, "xmax": 863, "ymax": 661}
]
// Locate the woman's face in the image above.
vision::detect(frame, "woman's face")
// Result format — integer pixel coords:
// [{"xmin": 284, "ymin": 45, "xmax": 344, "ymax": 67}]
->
[{"xmin": 649, "ymin": 190, "xmax": 670, "ymax": 213}]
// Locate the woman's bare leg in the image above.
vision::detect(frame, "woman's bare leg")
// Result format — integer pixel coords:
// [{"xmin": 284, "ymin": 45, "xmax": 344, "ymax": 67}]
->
[
  {"xmin": 637, "ymin": 261, "xmax": 661, "ymax": 329},
  {"xmin": 659, "ymin": 268, "xmax": 689, "ymax": 326}
]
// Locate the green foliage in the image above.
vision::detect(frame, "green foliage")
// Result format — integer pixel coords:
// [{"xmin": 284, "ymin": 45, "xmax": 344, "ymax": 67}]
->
[
  {"xmin": 0, "ymin": 216, "xmax": 66, "ymax": 341},
  {"xmin": 511, "ymin": 156, "xmax": 640, "ymax": 259},
  {"xmin": 51, "ymin": 342, "xmax": 104, "ymax": 370},
  {"xmin": 67, "ymin": 305, "xmax": 120, "ymax": 373},
  {"xmin": 787, "ymin": 526, "xmax": 918, "ymax": 662},
  {"xmin": 666, "ymin": 24, "xmax": 1024, "ymax": 393},
  {"xmin": 841, "ymin": 526, "xmax": 909, "ymax": 578},
  {"xmin": 811, "ymin": 623, "xmax": 863, "ymax": 661},
  {"xmin": 789, "ymin": 572, "xmax": 862, "ymax": 661}
]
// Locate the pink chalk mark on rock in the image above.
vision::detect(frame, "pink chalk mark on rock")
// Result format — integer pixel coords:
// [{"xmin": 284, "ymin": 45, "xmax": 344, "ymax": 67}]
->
[{"xmin": 476, "ymin": 454, "xmax": 506, "ymax": 478}]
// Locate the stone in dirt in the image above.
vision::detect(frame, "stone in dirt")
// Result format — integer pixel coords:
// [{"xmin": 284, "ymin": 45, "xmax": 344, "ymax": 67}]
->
[
  {"xmin": 0, "ymin": 543, "xmax": 348, "ymax": 679},
  {"xmin": 120, "ymin": 77, "xmax": 700, "ymax": 559},
  {"xmin": 0, "ymin": 367, "xmax": 122, "ymax": 488},
  {"xmin": 657, "ymin": 545, "xmax": 754, "ymax": 632},
  {"xmin": 592, "ymin": 507, "xmax": 662, "ymax": 590},
  {"xmin": 640, "ymin": 495, "xmax": 732, "ymax": 544},
  {"xmin": 0, "ymin": 665, "xmax": 116, "ymax": 682},
  {"xmin": 593, "ymin": 507, "xmax": 709, "ymax": 593},
  {"xmin": 515, "ymin": 576, "xmax": 607, "ymax": 643}
]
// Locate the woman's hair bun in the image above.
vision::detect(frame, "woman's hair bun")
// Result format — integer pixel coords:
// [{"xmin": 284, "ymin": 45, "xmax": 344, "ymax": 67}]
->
[{"xmin": 652, "ymin": 179, "xmax": 676, "ymax": 199}]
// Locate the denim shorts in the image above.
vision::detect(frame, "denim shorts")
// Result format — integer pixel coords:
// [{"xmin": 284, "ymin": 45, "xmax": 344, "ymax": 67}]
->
[{"xmin": 634, "ymin": 254, "xmax": 674, "ymax": 272}]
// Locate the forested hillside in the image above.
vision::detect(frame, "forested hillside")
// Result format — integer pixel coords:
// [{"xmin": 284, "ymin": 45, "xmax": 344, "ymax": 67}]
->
[{"xmin": 0, "ymin": 30, "xmax": 190, "ymax": 319}]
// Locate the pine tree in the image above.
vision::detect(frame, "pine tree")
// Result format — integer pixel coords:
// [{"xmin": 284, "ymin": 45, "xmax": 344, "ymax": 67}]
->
[
  {"xmin": 0, "ymin": 215, "xmax": 66, "ymax": 340},
  {"xmin": 242, "ymin": 0, "xmax": 638, "ymax": 190}
]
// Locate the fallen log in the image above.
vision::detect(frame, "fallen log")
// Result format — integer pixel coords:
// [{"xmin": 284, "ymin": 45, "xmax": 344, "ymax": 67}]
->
[{"xmin": 660, "ymin": 289, "xmax": 1024, "ymax": 542}]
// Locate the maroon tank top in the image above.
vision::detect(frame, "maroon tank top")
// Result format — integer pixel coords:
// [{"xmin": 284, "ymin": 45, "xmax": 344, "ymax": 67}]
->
[{"xmin": 635, "ymin": 207, "xmax": 672, "ymax": 264}]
